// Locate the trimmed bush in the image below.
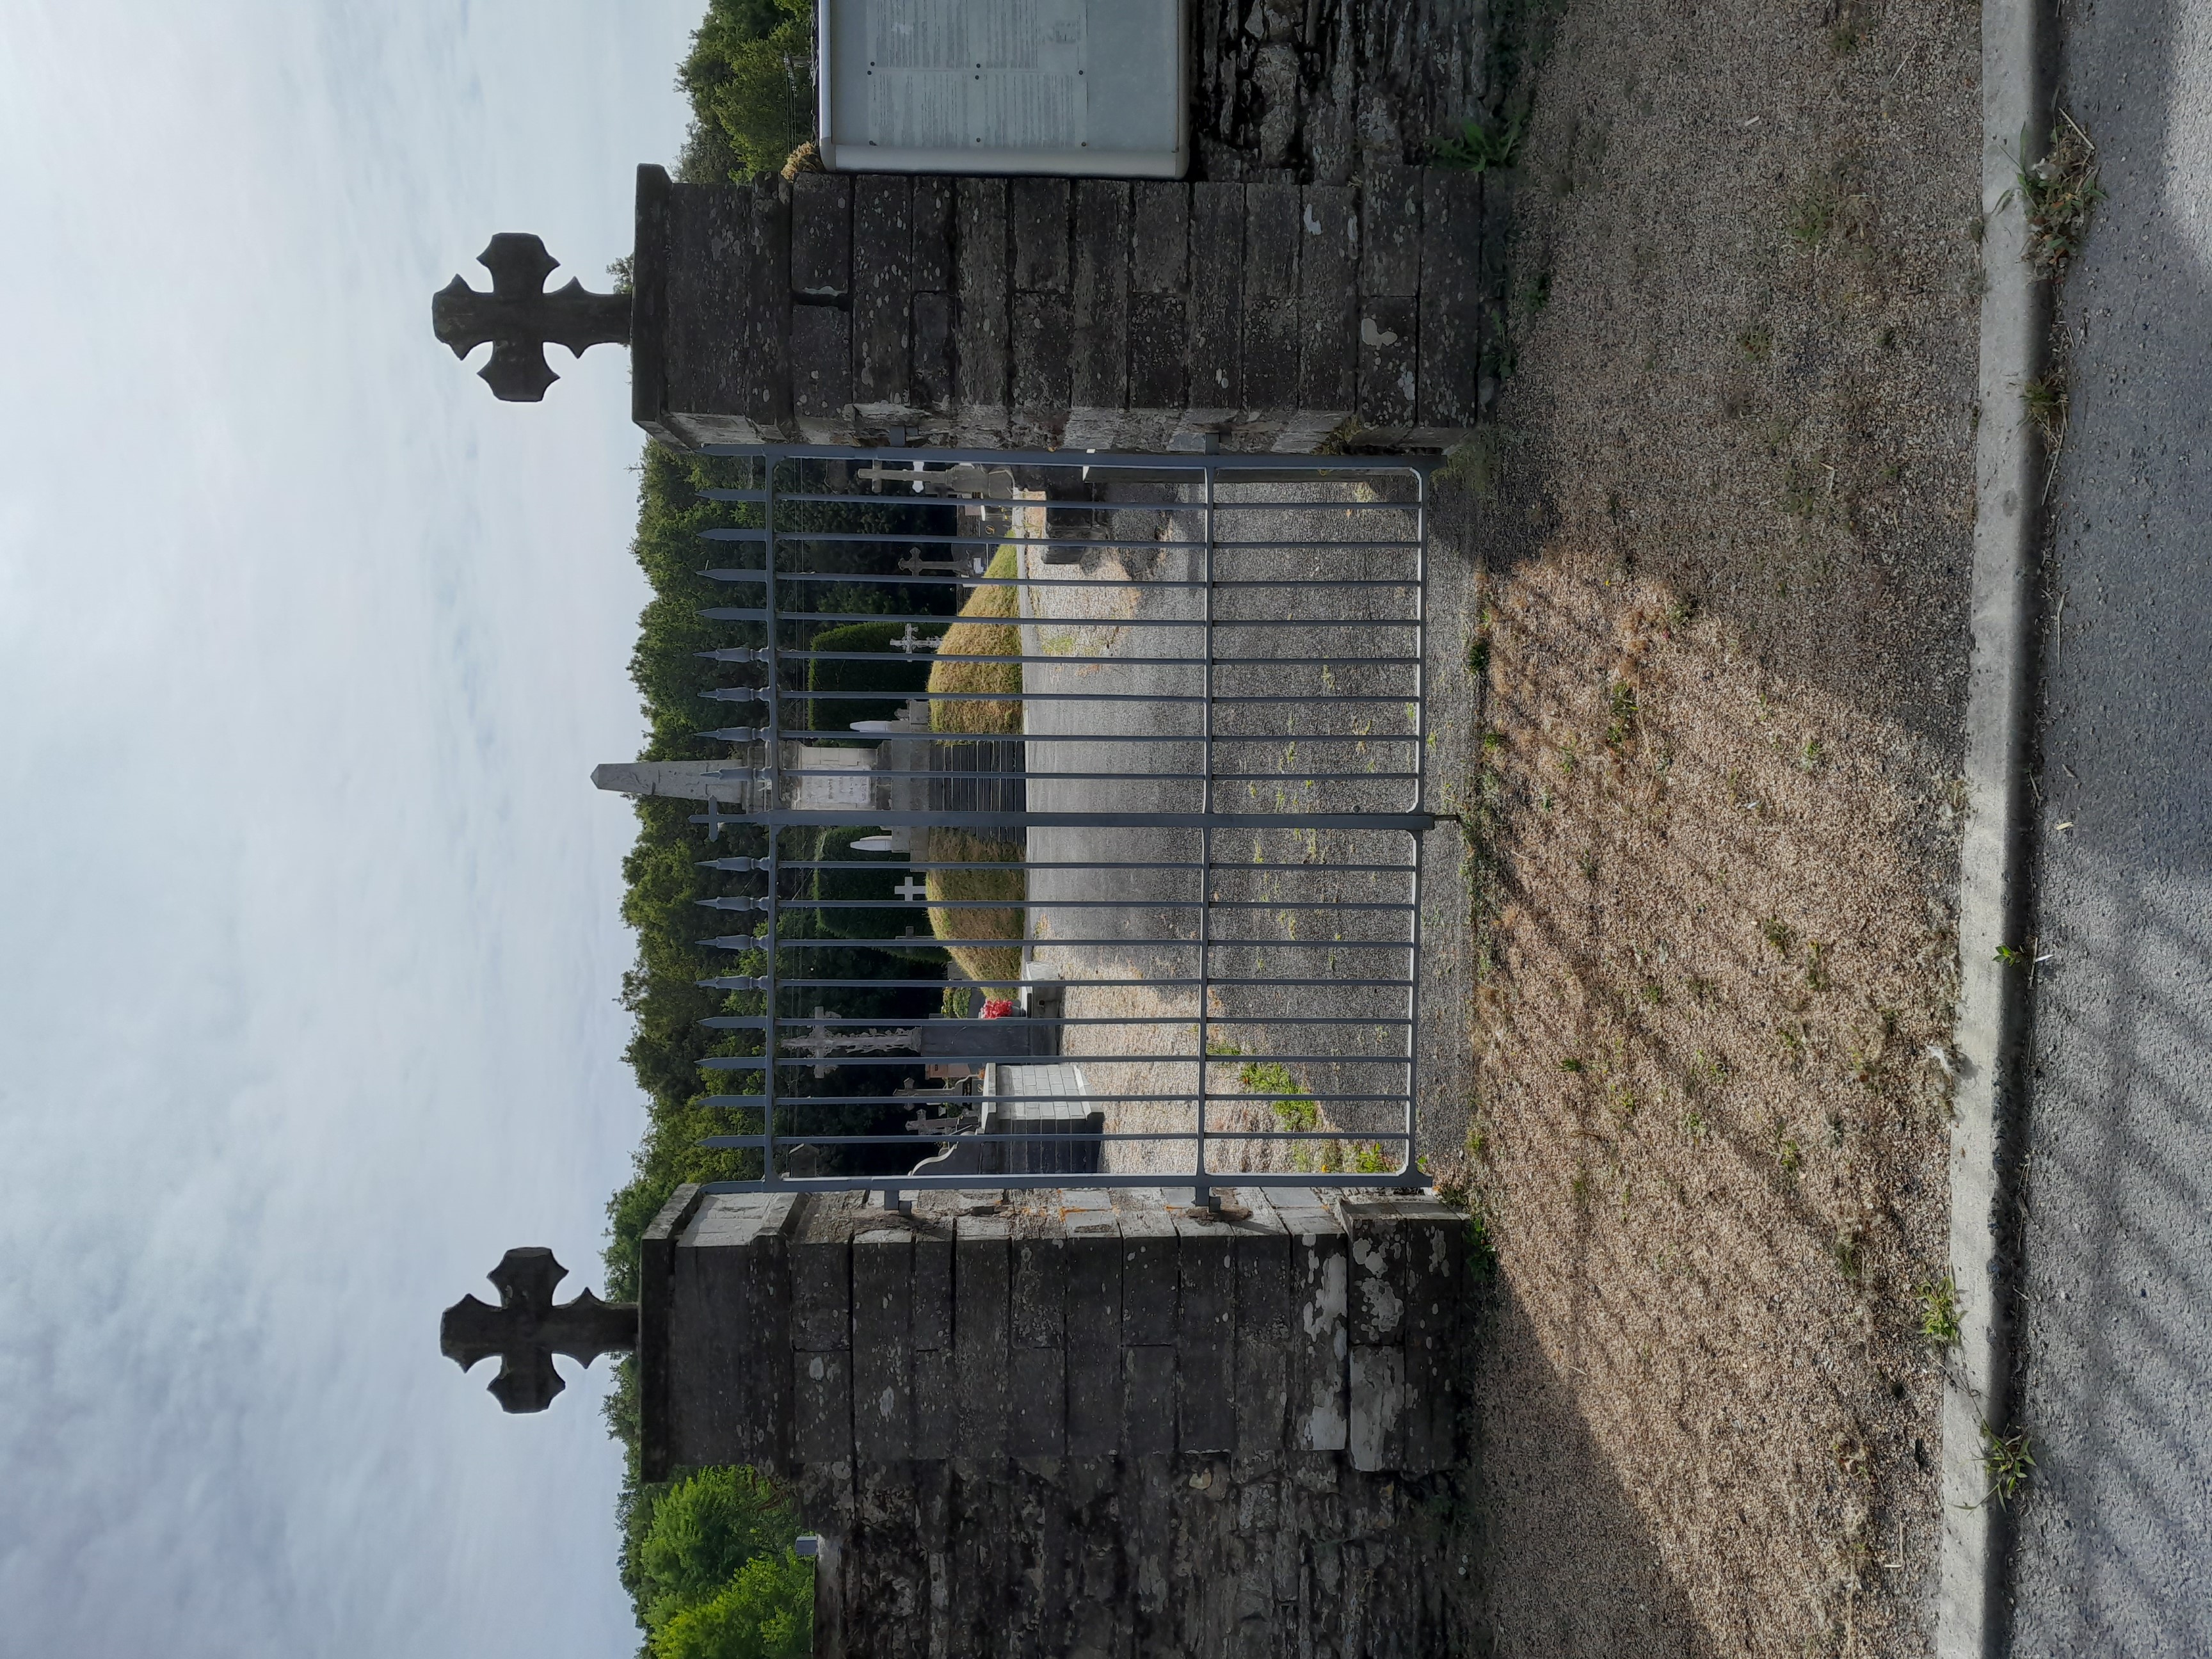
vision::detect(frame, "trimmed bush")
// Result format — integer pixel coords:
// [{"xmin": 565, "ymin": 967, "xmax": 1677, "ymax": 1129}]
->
[{"xmin": 805, "ymin": 620, "xmax": 943, "ymax": 740}]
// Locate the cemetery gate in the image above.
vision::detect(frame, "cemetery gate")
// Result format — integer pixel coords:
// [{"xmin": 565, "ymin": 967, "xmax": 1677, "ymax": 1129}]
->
[{"xmin": 662, "ymin": 442, "xmax": 1437, "ymax": 1206}]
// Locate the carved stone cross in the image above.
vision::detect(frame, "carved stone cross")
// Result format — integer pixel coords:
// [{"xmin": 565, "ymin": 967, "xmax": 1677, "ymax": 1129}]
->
[
  {"xmin": 432, "ymin": 234, "xmax": 630, "ymax": 403},
  {"xmin": 897, "ymin": 547, "xmax": 986, "ymax": 579},
  {"xmin": 891, "ymin": 623, "xmax": 939, "ymax": 657},
  {"xmin": 894, "ymin": 874, "xmax": 929, "ymax": 902},
  {"xmin": 440, "ymin": 1247, "xmax": 636, "ymax": 1413}
]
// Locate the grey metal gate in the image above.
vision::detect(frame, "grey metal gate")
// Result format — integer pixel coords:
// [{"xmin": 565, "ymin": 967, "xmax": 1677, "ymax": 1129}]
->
[{"xmin": 656, "ymin": 443, "xmax": 1435, "ymax": 1204}]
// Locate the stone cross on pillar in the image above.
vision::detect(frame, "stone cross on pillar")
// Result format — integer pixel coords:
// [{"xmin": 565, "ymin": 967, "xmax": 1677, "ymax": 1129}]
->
[
  {"xmin": 891, "ymin": 623, "xmax": 939, "ymax": 657},
  {"xmin": 440, "ymin": 1247, "xmax": 636, "ymax": 1413},
  {"xmin": 432, "ymin": 234, "xmax": 630, "ymax": 403},
  {"xmin": 894, "ymin": 874, "xmax": 929, "ymax": 902}
]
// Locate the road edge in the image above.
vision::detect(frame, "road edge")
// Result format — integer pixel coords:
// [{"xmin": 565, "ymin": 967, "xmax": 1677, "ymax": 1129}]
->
[{"xmin": 1937, "ymin": 3, "xmax": 2055, "ymax": 1655}]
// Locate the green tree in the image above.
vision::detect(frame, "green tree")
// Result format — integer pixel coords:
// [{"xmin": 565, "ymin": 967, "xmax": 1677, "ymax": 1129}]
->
[
  {"xmin": 678, "ymin": 0, "xmax": 815, "ymax": 182},
  {"xmin": 651, "ymin": 1551, "xmax": 813, "ymax": 1659}
]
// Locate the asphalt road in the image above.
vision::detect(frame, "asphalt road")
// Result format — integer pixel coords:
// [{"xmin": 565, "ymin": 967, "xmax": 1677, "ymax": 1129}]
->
[{"xmin": 2008, "ymin": 4, "xmax": 2212, "ymax": 1651}]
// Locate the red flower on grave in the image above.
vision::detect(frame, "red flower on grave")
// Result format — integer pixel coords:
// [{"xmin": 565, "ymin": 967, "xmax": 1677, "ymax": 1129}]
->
[{"xmin": 981, "ymin": 997, "xmax": 1016, "ymax": 1019}]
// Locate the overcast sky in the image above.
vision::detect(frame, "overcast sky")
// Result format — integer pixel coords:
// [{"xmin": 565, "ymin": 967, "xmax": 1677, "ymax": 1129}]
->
[{"xmin": 0, "ymin": 4, "xmax": 701, "ymax": 1653}]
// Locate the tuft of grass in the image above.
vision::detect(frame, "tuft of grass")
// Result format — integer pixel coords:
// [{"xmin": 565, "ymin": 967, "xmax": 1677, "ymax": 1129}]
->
[
  {"xmin": 1352, "ymin": 1142, "xmax": 1393, "ymax": 1175},
  {"xmin": 1433, "ymin": 114, "xmax": 1525, "ymax": 173},
  {"xmin": 1241, "ymin": 1060, "xmax": 1319, "ymax": 1133},
  {"xmin": 1805, "ymin": 940, "xmax": 1830, "ymax": 991},
  {"xmin": 2019, "ymin": 113, "xmax": 2103, "ymax": 278},
  {"xmin": 1738, "ymin": 323, "xmax": 1773, "ymax": 362},
  {"xmin": 1787, "ymin": 182, "xmax": 1837, "ymax": 247},
  {"xmin": 1639, "ymin": 981, "xmax": 1663, "ymax": 1007},
  {"xmin": 1685, "ymin": 974, "xmax": 1717, "ymax": 1005},
  {"xmin": 2023, "ymin": 374, "xmax": 2068, "ymax": 444},
  {"xmin": 1800, "ymin": 736, "xmax": 1827, "ymax": 773},
  {"xmin": 1605, "ymin": 682, "xmax": 1640, "ymax": 747},
  {"xmin": 1679, "ymin": 1105, "xmax": 1709, "ymax": 1144},
  {"xmin": 1570, "ymin": 1167, "xmax": 1593, "ymax": 1201},
  {"xmin": 1761, "ymin": 917, "xmax": 1795, "ymax": 955},
  {"xmin": 1916, "ymin": 1274, "xmax": 1962, "ymax": 1347},
  {"xmin": 1832, "ymin": 1227, "xmax": 1863, "ymax": 1283},
  {"xmin": 1980, "ymin": 1423, "xmax": 2035, "ymax": 1508},
  {"xmin": 1777, "ymin": 1133, "xmax": 1803, "ymax": 1175},
  {"xmin": 1468, "ymin": 634, "xmax": 1492, "ymax": 676},
  {"xmin": 1558, "ymin": 1055, "xmax": 1585, "ymax": 1074}
]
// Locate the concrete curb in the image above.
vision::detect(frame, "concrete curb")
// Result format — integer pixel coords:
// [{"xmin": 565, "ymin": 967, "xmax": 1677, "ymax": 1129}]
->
[{"xmin": 1936, "ymin": 3, "xmax": 2055, "ymax": 1655}]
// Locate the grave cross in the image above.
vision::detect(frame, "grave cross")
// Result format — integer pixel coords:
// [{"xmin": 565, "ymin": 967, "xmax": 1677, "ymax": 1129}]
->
[
  {"xmin": 894, "ymin": 874, "xmax": 930, "ymax": 902},
  {"xmin": 897, "ymin": 547, "xmax": 986, "ymax": 579},
  {"xmin": 440, "ymin": 1247, "xmax": 636, "ymax": 1414},
  {"xmin": 891, "ymin": 623, "xmax": 939, "ymax": 657},
  {"xmin": 431, "ymin": 234, "xmax": 630, "ymax": 403}
]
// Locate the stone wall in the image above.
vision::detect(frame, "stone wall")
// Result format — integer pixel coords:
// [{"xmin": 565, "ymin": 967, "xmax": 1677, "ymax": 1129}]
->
[{"xmin": 637, "ymin": 1184, "xmax": 1474, "ymax": 1657}]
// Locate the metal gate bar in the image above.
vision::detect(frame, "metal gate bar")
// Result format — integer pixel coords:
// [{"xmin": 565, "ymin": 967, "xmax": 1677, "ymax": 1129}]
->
[{"xmin": 662, "ymin": 444, "xmax": 1432, "ymax": 1201}]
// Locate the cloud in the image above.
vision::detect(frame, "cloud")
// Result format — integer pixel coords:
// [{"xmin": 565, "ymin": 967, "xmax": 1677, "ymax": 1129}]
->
[{"xmin": 0, "ymin": 4, "xmax": 700, "ymax": 1653}]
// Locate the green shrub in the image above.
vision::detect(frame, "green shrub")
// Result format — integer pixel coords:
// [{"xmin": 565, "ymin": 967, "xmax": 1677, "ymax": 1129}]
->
[
  {"xmin": 805, "ymin": 620, "xmax": 943, "ymax": 739},
  {"xmin": 812, "ymin": 826, "xmax": 942, "ymax": 959},
  {"xmin": 678, "ymin": 0, "xmax": 815, "ymax": 183},
  {"xmin": 637, "ymin": 1466, "xmax": 799, "ymax": 1633},
  {"xmin": 651, "ymin": 1550, "xmax": 813, "ymax": 1659}
]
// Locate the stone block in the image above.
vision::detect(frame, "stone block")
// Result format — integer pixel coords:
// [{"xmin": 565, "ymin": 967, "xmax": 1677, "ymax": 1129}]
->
[
  {"xmin": 1129, "ymin": 291, "xmax": 1187, "ymax": 409},
  {"xmin": 1123, "ymin": 1345, "xmax": 1176, "ymax": 1455},
  {"xmin": 912, "ymin": 1346, "xmax": 956, "ymax": 1460},
  {"xmin": 1298, "ymin": 184, "xmax": 1358, "ymax": 414},
  {"xmin": 1340, "ymin": 1196, "xmax": 1407, "ymax": 1346},
  {"xmin": 911, "ymin": 1222, "xmax": 954, "ymax": 1351},
  {"xmin": 912, "ymin": 175, "xmax": 954, "ymax": 293},
  {"xmin": 664, "ymin": 182, "xmax": 789, "ymax": 431},
  {"xmin": 1230, "ymin": 1196, "xmax": 1290, "ymax": 1455},
  {"xmin": 791, "ymin": 1194, "xmax": 856, "ymax": 1352},
  {"xmin": 1063, "ymin": 1198, "xmax": 1122, "ymax": 1457},
  {"xmin": 911, "ymin": 293, "xmax": 953, "ymax": 410},
  {"xmin": 1007, "ymin": 1345, "xmax": 1066, "ymax": 1457},
  {"xmin": 1241, "ymin": 182, "xmax": 1300, "ymax": 408},
  {"xmin": 792, "ymin": 305, "xmax": 853, "ymax": 420},
  {"xmin": 1270, "ymin": 1189, "xmax": 1347, "ymax": 1452},
  {"xmin": 1391, "ymin": 1197, "xmax": 1463, "ymax": 1473},
  {"xmin": 851, "ymin": 1228, "xmax": 912, "ymax": 1462},
  {"xmin": 954, "ymin": 1214, "xmax": 1011, "ymax": 1457},
  {"xmin": 851, "ymin": 174, "xmax": 912, "ymax": 405},
  {"xmin": 1348, "ymin": 1343, "xmax": 1407, "ymax": 1472},
  {"xmin": 954, "ymin": 178, "xmax": 1010, "ymax": 410},
  {"xmin": 1188, "ymin": 182, "xmax": 1244, "ymax": 410},
  {"xmin": 1070, "ymin": 180, "xmax": 1130, "ymax": 411},
  {"xmin": 1129, "ymin": 180, "xmax": 1189, "ymax": 293},
  {"xmin": 671, "ymin": 1193, "xmax": 799, "ymax": 1471},
  {"xmin": 1010, "ymin": 177, "xmax": 1071, "ymax": 291},
  {"xmin": 1359, "ymin": 163, "xmax": 1423, "ymax": 298},
  {"xmin": 1173, "ymin": 1207, "xmax": 1237, "ymax": 1453},
  {"xmin": 1114, "ymin": 1191, "xmax": 1178, "ymax": 1346},
  {"xmin": 1012, "ymin": 293, "xmax": 1073, "ymax": 422},
  {"xmin": 637, "ymin": 1182, "xmax": 704, "ymax": 1482},
  {"xmin": 790, "ymin": 171, "xmax": 851, "ymax": 299},
  {"xmin": 795, "ymin": 1347, "xmax": 852, "ymax": 1464},
  {"xmin": 1418, "ymin": 169, "xmax": 1483, "ymax": 426},
  {"xmin": 1356, "ymin": 295, "xmax": 1418, "ymax": 431}
]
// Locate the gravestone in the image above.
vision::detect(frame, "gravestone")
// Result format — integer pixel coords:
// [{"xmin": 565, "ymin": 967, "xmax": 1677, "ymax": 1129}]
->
[{"xmin": 440, "ymin": 1247, "xmax": 636, "ymax": 1413}]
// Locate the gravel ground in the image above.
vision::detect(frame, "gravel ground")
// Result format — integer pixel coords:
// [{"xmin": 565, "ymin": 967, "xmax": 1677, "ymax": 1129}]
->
[{"xmin": 1450, "ymin": 0, "xmax": 1985, "ymax": 1653}]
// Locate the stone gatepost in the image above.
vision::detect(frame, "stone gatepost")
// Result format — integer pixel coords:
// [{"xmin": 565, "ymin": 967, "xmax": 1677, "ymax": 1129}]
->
[
  {"xmin": 636, "ymin": 1184, "xmax": 1471, "ymax": 1658},
  {"xmin": 437, "ymin": 163, "xmax": 1493, "ymax": 456}
]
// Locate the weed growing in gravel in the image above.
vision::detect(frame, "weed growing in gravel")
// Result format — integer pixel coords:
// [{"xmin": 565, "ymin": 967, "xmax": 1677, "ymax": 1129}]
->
[
  {"xmin": 1559, "ymin": 1056, "xmax": 1585, "ymax": 1073},
  {"xmin": 1605, "ymin": 682, "xmax": 1639, "ymax": 746},
  {"xmin": 1679, "ymin": 1105, "xmax": 1710, "ymax": 1144},
  {"xmin": 1804, "ymin": 941, "xmax": 1831, "ymax": 991},
  {"xmin": 1738, "ymin": 323, "xmax": 1773, "ymax": 362},
  {"xmin": 2018, "ymin": 112, "xmax": 2103, "ymax": 277},
  {"xmin": 1787, "ymin": 182, "xmax": 1837, "ymax": 246},
  {"xmin": 1799, "ymin": 736, "xmax": 1827, "ymax": 772},
  {"xmin": 1761, "ymin": 917, "xmax": 1795, "ymax": 954},
  {"xmin": 1980, "ymin": 1423, "xmax": 2035, "ymax": 1507},
  {"xmin": 1916, "ymin": 1274, "xmax": 1962, "ymax": 1347},
  {"xmin": 1832, "ymin": 1226, "xmax": 1863, "ymax": 1283},
  {"xmin": 2023, "ymin": 374, "xmax": 2068, "ymax": 444}
]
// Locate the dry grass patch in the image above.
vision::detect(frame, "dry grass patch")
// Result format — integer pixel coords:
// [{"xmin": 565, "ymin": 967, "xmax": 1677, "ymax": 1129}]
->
[{"xmin": 923, "ymin": 828, "xmax": 1023, "ymax": 984}]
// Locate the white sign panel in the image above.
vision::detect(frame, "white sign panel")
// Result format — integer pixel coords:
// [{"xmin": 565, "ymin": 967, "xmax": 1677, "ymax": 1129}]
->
[{"xmin": 817, "ymin": 0, "xmax": 1188, "ymax": 178}]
